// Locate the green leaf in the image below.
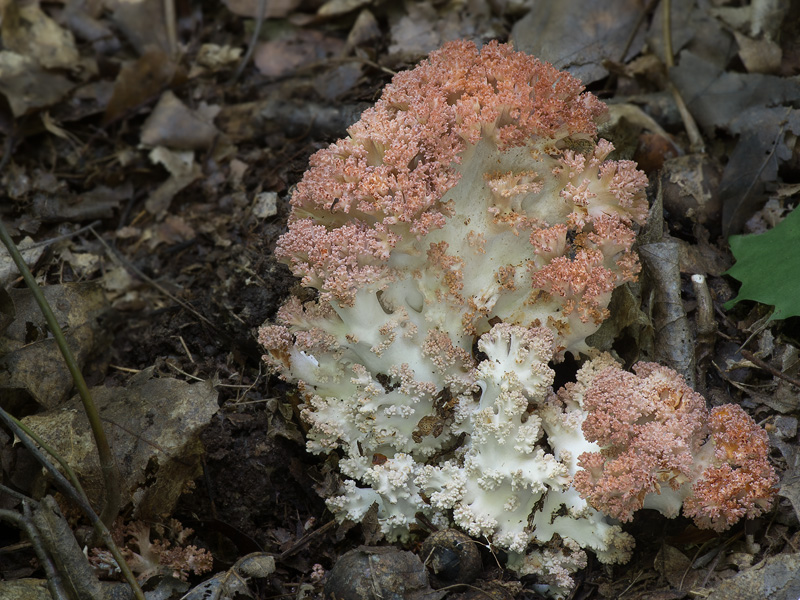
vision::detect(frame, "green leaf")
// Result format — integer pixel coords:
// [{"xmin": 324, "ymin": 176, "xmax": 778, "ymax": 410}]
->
[{"xmin": 725, "ymin": 206, "xmax": 800, "ymax": 320}]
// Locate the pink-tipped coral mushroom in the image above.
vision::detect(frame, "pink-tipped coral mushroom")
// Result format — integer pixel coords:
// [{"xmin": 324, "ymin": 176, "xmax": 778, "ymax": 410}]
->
[
  {"xmin": 260, "ymin": 40, "xmax": 658, "ymax": 598},
  {"xmin": 264, "ymin": 40, "xmax": 648, "ymax": 358},
  {"xmin": 572, "ymin": 360, "xmax": 778, "ymax": 530},
  {"xmin": 684, "ymin": 404, "xmax": 780, "ymax": 531}
]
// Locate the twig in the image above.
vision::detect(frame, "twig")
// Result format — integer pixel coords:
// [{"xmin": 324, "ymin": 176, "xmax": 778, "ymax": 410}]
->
[
  {"xmin": 0, "ymin": 218, "xmax": 121, "ymax": 530},
  {"xmin": 0, "ymin": 507, "xmax": 69, "ymax": 600},
  {"xmin": 740, "ymin": 349, "xmax": 800, "ymax": 389},
  {"xmin": 230, "ymin": 0, "xmax": 267, "ymax": 84},
  {"xmin": 662, "ymin": 0, "xmax": 705, "ymax": 152},
  {"xmin": 0, "ymin": 483, "xmax": 34, "ymax": 504},
  {"xmin": 89, "ymin": 225, "xmax": 223, "ymax": 334},
  {"xmin": 277, "ymin": 520, "xmax": 336, "ymax": 561},
  {"xmin": 176, "ymin": 334, "xmax": 195, "ymax": 363},
  {"xmin": 164, "ymin": 0, "xmax": 177, "ymax": 57},
  {"xmin": 25, "ymin": 220, "xmax": 103, "ymax": 249}
]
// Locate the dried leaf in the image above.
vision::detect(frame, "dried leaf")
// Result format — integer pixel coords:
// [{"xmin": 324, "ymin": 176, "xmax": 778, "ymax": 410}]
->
[
  {"xmin": 511, "ymin": 0, "xmax": 645, "ymax": 83},
  {"xmin": 734, "ymin": 31, "xmax": 782, "ymax": 74},
  {"xmin": 719, "ymin": 107, "xmax": 800, "ymax": 235},
  {"xmin": 388, "ymin": 2, "xmax": 500, "ymax": 63},
  {"xmin": 254, "ymin": 31, "xmax": 345, "ymax": 78},
  {"xmin": 104, "ymin": 49, "xmax": 179, "ymax": 125},
  {"xmin": 654, "ymin": 545, "xmax": 699, "ymax": 591},
  {"xmin": 22, "ymin": 368, "xmax": 219, "ymax": 520},
  {"xmin": 646, "ymin": 0, "xmax": 735, "ymax": 69},
  {"xmin": 1, "ymin": 2, "xmax": 80, "ymax": 70},
  {"xmin": 140, "ymin": 91, "xmax": 220, "ymax": 150},
  {"xmin": 317, "ymin": 0, "xmax": 372, "ymax": 17},
  {"xmin": 29, "ymin": 497, "xmax": 104, "ymax": 600},
  {"xmin": 710, "ymin": 0, "xmax": 788, "ymax": 40},
  {"xmin": 106, "ymin": 0, "xmax": 170, "ymax": 55},
  {"xmin": 32, "ymin": 182, "xmax": 132, "ymax": 222},
  {"xmin": 0, "ymin": 237, "xmax": 46, "ymax": 289},
  {"xmin": 346, "ymin": 9, "xmax": 381, "ymax": 48},
  {"xmin": 640, "ymin": 241, "xmax": 695, "ymax": 386},
  {"xmin": 705, "ymin": 553, "xmax": 800, "ymax": 600},
  {"xmin": 195, "ymin": 44, "xmax": 243, "ymax": 72},
  {"xmin": 670, "ymin": 50, "xmax": 800, "ymax": 134},
  {"xmin": 145, "ymin": 147, "xmax": 203, "ymax": 216},
  {"xmin": 0, "ymin": 51, "xmax": 74, "ymax": 117},
  {"xmin": 313, "ymin": 62, "xmax": 363, "ymax": 101},
  {"xmin": 0, "ymin": 282, "xmax": 110, "ymax": 409}
]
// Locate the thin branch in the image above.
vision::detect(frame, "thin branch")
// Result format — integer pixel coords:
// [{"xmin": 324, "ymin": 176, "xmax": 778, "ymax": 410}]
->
[
  {"xmin": 0, "ymin": 507, "xmax": 69, "ymax": 600},
  {"xmin": 163, "ymin": 0, "xmax": 177, "ymax": 58},
  {"xmin": 230, "ymin": 0, "xmax": 267, "ymax": 84},
  {"xmin": 26, "ymin": 220, "xmax": 103, "ymax": 249},
  {"xmin": 0, "ymin": 483, "xmax": 35, "ymax": 504},
  {"xmin": 740, "ymin": 349, "xmax": 800, "ymax": 389},
  {"xmin": 89, "ymin": 225, "xmax": 222, "ymax": 333},
  {"xmin": 662, "ymin": 0, "xmax": 705, "ymax": 152}
]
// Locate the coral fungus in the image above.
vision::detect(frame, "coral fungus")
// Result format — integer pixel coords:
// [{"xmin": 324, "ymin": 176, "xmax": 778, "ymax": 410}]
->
[
  {"xmin": 571, "ymin": 361, "xmax": 778, "ymax": 529},
  {"xmin": 259, "ymin": 40, "xmax": 776, "ymax": 598}
]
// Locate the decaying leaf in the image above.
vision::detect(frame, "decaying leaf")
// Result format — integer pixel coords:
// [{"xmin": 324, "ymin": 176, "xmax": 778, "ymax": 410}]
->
[
  {"xmin": 669, "ymin": 50, "xmax": 800, "ymax": 235},
  {"xmin": 586, "ymin": 284, "xmax": 653, "ymax": 365},
  {"xmin": 706, "ymin": 553, "xmax": 800, "ymax": 600},
  {"xmin": 224, "ymin": 0, "xmax": 301, "ymax": 19},
  {"xmin": 22, "ymin": 368, "xmax": 218, "ymax": 520},
  {"xmin": 29, "ymin": 497, "xmax": 104, "ymax": 600},
  {"xmin": 671, "ymin": 51, "xmax": 800, "ymax": 134},
  {"xmin": 511, "ymin": 0, "xmax": 645, "ymax": 83},
  {"xmin": 145, "ymin": 146, "xmax": 203, "ymax": 216},
  {"xmin": 103, "ymin": 49, "xmax": 179, "ymax": 125},
  {"xmin": 640, "ymin": 241, "xmax": 695, "ymax": 386},
  {"xmin": 194, "ymin": 44, "xmax": 243, "ymax": 73},
  {"xmin": 140, "ymin": 91, "xmax": 220, "ymax": 150},
  {"xmin": 181, "ymin": 552, "xmax": 275, "ymax": 600},
  {"xmin": 317, "ymin": 0, "xmax": 372, "ymax": 18},
  {"xmin": 0, "ymin": 580, "xmax": 51, "ymax": 599},
  {"xmin": 774, "ymin": 436, "xmax": 800, "ymax": 524},
  {"xmin": 254, "ymin": 30, "xmax": 345, "ymax": 78},
  {"xmin": 0, "ymin": 282, "xmax": 110, "ymax": 410},
  {"xmin": 646, "ymin": 0, "xmax": 735, "ymax": 69},
  {"xmin": 0, "ymin": 237, "xmax": 46, "ymax": 289},
  {"xmin": 0, "ymin": 51, "xmax": 74, "ymax": 117},
  {"xmin": 388, "ymin": 2, "xmax": 501, "ymax": 64},
  {"xmin": 719, "ymin": 107, "xmax": 800, "ymax": 236},
  {"xmin": 105, "ymin": 0, "xmax": 171, "ymax": 56},
  {"xmin": 0, "ymin": 1, "xmax": 80, "ymax": 70},
  {"xmin": 32, "ymin": 182, "xmax": 132, "ymax": 223},
  {"xmin": 709, "ymin": 0, "xmax": 788, "ymax": 40},
  {"xmin": 325, "ymin": 547, "xmax": 445, "ymax": 600},
  {"xmin": 654, "ymin": 545, "xmax": 700, "ymax": 591},
  {"xmin": 734, "ymin": 31, "xmax": 782, "ymax": 74}
]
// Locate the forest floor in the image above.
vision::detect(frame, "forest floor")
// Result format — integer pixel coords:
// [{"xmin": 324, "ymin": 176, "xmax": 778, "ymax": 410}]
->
[{"xmin": 1, "ymin": 0, "xmax": 800, "ymax": 599}]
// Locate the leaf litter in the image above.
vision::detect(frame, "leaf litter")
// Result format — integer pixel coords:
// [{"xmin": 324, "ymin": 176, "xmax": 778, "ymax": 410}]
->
[{"xmin": 0, "ymin": 0, "xmax": 799, "ymax": 598}]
